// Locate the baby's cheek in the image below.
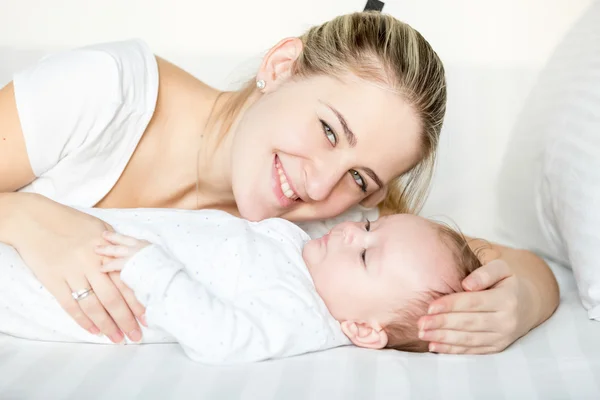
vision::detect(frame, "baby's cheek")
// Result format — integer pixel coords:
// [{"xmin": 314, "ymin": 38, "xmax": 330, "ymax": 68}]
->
[
  {"xmin": 312, "ymin": 270, "xmax": 339, "ymax": 306},
  {"xmin": 303, "ymin": 241, "xmax": 325, "ymax": 267}
]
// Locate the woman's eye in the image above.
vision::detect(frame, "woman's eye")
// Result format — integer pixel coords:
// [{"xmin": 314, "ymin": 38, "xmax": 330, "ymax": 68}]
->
[
  {"xmin": 321, "ymin": 120, "xmax": 337, "ymax": 146},
  {"xmin": 350, "ymin": 170, "xmax": 368, "ymax": 193},
  {"xmin": 361, "ymin": 249, "xmax": 367, "ymax": 265},
  {"xmin": 365, "ymin": 220, "xmax": 371, "ymax": 231}
]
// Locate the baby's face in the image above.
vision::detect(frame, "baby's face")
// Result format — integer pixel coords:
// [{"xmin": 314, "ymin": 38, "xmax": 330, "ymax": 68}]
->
[{"xmin": 302, "ymin": 214, "xmax": 458, "ymax": 324}]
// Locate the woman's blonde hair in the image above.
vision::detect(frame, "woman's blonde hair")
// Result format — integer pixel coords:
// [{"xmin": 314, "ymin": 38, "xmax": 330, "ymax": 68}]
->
[{"xmin": 216, "ymin": 11, "xmax": 446, "ymax": 214}]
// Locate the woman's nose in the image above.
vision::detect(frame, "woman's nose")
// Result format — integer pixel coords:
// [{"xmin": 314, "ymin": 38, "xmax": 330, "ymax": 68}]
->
[{"xmin": 305, "ymin": 161, "xmax": 345, "ymax": 202}]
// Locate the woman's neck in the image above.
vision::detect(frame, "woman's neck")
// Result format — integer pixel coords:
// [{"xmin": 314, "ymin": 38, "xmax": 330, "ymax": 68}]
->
[{"xmin": 194, "ymin": 89, "xmax": 259, "ymax": 211}]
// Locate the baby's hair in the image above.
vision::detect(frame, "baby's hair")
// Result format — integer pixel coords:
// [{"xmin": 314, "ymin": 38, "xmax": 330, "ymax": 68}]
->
[
  {"xmin": 384, "ymin": 221, "xmax": 486, "ymax": 352},
  {"xmin": 437, "ymin": 222, "xmax": 487, "ymax": 279}
]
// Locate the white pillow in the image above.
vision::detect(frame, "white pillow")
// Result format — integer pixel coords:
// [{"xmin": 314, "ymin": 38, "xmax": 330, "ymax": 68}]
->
[{"xmin": 498, "ymin": 1, "xmax": 600, "ymax": 319}]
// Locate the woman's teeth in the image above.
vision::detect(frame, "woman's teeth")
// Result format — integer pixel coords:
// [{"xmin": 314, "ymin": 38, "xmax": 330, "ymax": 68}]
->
[{"xmin": 276, "ymin": 162, "xmax": 299, "ymax": 201}]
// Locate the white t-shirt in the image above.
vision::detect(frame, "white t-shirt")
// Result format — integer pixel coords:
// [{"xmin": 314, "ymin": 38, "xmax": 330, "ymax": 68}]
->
[
  {"xmin": 12, "ymin": 38, "xmax": 378, "ymax": 236},
  {"xmin": 0, "ymin": 208, "xmax": 351, "ymax": 364},
  {"xmin": 14, "ymin": 39, "xmax": 159, "ymax": 207}
]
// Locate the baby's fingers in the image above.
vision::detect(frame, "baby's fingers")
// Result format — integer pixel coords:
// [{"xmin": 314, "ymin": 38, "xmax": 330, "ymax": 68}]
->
[
  {"xmin": 95, "ymin": 245, "xmax": 132, "ymax": 259},
  {"xmin": 99, "ymin": 259, "xmax": 128, "ymax": 273},
  {"xmin": 102, "ymin": 231, "xmax": 141, "ymax": 247}
]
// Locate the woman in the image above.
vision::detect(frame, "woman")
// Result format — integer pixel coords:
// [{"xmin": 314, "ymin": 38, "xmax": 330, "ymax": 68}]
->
[{"xmin": 0, "ymin": 11, "xmax": 558, "ymax": 353}]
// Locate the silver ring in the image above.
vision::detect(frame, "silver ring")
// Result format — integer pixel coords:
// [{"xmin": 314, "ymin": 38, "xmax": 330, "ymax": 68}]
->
[{"xmin": 72, "ymin": 288, "xmax": 94, "ymax": 301}]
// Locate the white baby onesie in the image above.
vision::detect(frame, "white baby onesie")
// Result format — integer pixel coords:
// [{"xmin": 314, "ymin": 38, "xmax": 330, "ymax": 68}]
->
[{"xmin": 0, "ymin": 208, "xmax": 350, "ymax": 364}]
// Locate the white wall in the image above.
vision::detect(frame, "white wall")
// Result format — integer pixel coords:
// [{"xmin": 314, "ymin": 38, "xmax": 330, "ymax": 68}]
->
[
  {"xmin": 0, "ymin": 0, "xmax": 592, "ymax": 91},
  {"xmin": 0, "ymin": 0, "xmax": 591, "ymax": 67},
  {"xmin": 386, "ymin": 0, "xmax": 592, "ymax": 67}
]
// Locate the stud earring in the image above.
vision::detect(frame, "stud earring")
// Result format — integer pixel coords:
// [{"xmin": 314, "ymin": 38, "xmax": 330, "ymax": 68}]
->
[{"xmin": 256, "ymin": 79, "xmax": 266, "ymax": 90}]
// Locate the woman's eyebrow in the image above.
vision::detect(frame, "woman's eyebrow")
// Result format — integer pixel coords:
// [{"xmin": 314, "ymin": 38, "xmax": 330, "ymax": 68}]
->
[
  {"xmin": 362, "ymin": 167, "xmax": 384, "ymax": 189},
  {"xmin": 320, "ymin": 100, "xmax": 357, "ymax": 147}
]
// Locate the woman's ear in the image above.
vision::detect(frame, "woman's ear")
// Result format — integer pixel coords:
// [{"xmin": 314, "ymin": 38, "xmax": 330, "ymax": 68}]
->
[
  {"xmin": 360, "ymin": 186, "xmax": 388, "ymax": 209},
  {"xmin": 256, "ymin": 37, "xmax": 303, "ymax": 92},
  {"xmin": 340, "ymin": 320, "xmax": 388, "ymax": 349}
]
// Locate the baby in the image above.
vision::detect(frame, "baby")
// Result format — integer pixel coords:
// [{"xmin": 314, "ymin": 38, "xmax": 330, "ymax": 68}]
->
[{"xmin": 0, "ymin": 208, "xmax": 481, "ymax": 363}]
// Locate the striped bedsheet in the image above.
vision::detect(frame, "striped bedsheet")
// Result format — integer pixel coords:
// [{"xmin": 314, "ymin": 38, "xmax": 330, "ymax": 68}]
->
[{"xmin": 1, "ymin": 261, "xmax": 599, "ymax": 400}]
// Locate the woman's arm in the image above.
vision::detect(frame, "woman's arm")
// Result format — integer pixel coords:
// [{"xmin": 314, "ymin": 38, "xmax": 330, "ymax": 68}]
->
[
  {"xmin": 0, "ymin": 82, "xmax": 36, "ymax": 192},
  {"xmin": 0, "ymin": 79, "xmax": 146, "ymax": 342},
  {"xmin": 468, "ymin": 238, "xmax": 560, "ymax": 329},
  {"xmin": 0, "ymin": 43, "xmax": 155, "ymax": 343},
  {"xmin": 0, "ymin": 192, "xmax": 19, "ymax": 243},
  {"xmin": 0, "ymin": 192, "xmax": 146, "ymax": 343}
]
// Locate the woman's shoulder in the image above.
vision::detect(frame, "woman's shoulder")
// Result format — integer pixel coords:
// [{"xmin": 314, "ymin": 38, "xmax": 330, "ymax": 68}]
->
[
  {"xmin": 13, "ymin": 39, "xmax": 160, "ymax": 205},
  {"xmin": 78, "ymin": 39, "xmax": 159, "ymax": 109},
  {"xmin": 15, "ymin": 38, "xmax": 158, "ymax": 105},
  {"xmin": 13, "ymin": 38, "xmax": 160, "ymax": 144}
]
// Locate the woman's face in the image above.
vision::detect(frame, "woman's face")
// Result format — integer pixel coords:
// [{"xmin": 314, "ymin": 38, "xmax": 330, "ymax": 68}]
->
[{"xmin": 230, "ymin": 40, "xmax": 423, "ymax": 222}]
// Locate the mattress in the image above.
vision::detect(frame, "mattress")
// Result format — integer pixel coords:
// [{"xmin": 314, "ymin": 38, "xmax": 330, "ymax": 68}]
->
[{"xmin": 1, "ymin": 261, "xmax": 599, "ymax": 400}]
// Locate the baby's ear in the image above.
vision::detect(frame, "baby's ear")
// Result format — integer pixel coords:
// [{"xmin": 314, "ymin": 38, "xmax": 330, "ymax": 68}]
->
[
  {"xmin": 340, "ymin": 320, "xmax": 388, "ymax": 349},
  {"xmin": 360, "ymin": 186, "xmax": 388, "ymax": 209}
]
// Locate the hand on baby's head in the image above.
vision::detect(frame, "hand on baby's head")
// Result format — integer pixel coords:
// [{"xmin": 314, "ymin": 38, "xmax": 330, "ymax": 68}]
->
[
  {"xmin": 302, "ymin": 214, "xmax": 482, "ymax": 352},
  {"xmin": 383, "ymin": 222, "xmax": 483, "ymax": 352}
]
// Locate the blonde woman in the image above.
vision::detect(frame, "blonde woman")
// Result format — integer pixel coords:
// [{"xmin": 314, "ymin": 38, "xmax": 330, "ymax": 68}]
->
[{"xmin": 0, "ymin": 12, "xmax": 558, "ymax": 353}]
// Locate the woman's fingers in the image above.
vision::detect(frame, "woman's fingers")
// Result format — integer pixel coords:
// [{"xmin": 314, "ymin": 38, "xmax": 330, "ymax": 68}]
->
[
  {"xmin": 7, "ymin": 197, "xmax": 144, "ymax": 342},
  {"xmin": 418, "ymin": 312, "xmax": 498, "ymax": 332},
  {"xmin": 462, "ymin": 259, "xmax": 512, "ymax": 291},
  {"xmin": 418, "ymin": 328, "xmax": 500, "ymax": 347},
  {"xmin": 50, "ymin": 279, "xmax": 100, "ymax": 336},
  {"xmin": 65, "ymin": 275, "xmax": 124, "ymax": 343},
  {"xmin": 108, "ymin": 271, "xmax": 147, "ymax": 327},
  {"xmin": 99, "ymin": 258, "xmax": 127, "ymax": 273},
  {"xmin": 428, "ymin": 343, "xmax": 500, "ymax": 355},
  {"xmin": 427, "ymin": 290, "xmax": 503, "ymax": 314},
  {"xmin": 99, "ymin": 264, "xmax": 121, "ymax": 273},
  {"xmin": 86, "ymin": 270, "xmax": 142, "ymax": 342}
]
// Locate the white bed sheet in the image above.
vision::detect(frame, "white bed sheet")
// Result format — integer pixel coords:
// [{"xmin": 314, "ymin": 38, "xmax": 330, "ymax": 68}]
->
[{"xmin": 1, "ymin": 261, "xmax": 599, "ymax": 400}]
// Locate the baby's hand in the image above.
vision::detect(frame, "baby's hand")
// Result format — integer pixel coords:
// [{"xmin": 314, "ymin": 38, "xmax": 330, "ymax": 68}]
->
[{"xmin": 95, "ymin": 231, "xmax": 150, "ymax": 273}]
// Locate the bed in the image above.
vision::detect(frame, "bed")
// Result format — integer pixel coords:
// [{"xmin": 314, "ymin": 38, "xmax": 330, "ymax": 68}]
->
[{"xmin": 1, "ymin": 261, "xmax": 599, "ymax": 399}]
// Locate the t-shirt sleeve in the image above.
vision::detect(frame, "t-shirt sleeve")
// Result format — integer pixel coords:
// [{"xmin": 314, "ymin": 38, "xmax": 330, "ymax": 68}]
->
[{"xmin": 12, "ymin": 39, "xmax": 155, "ymax": 177}]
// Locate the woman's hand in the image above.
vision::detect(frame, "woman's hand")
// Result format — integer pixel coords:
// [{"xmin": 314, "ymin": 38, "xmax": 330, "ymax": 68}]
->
[
  {"xmin": 417, "ymin": 259, "xmax": 544, "ymax": 354},
  {"xmin": 95, "ymin": 231, "xmax": 151, "ymax": 273},
  {"xmin": 5, "ymin": 193, "xmax": 147, "ymax": 343}
]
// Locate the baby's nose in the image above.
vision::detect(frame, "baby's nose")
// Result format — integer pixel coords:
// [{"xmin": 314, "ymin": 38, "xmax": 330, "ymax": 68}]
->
[{"xmin": 341, "ymin": 224, "xmax": 364, "ymax": 245}]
